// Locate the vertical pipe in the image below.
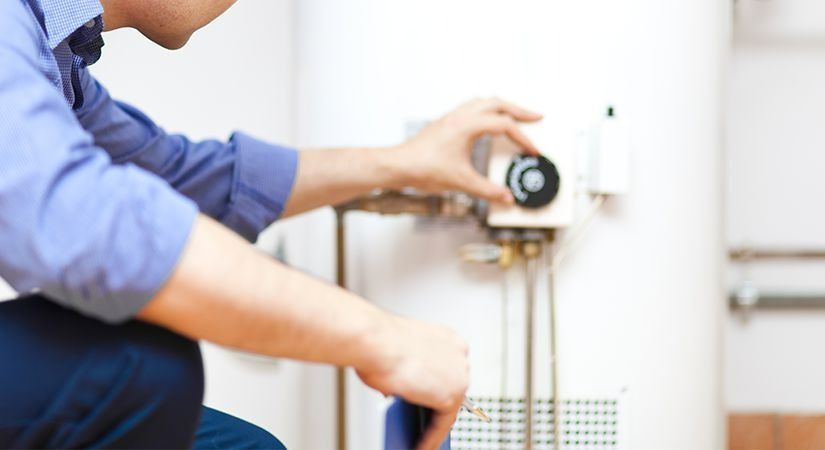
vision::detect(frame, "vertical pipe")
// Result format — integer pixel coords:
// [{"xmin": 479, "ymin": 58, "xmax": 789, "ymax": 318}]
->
[
  {"xmin": 499, "ymin": 268, "xmax": 509, "ymax": 450},
  {"xmin": 523, "ymin": 242, "xmax": 541, "ymax": 450},
  {"xmin": 524, "ymin": 258, "xmax": 535, "ymax": 450},
  {"xmin": 335, "ymin": 210, "xmax": 347, "ymax": 450},
  {"xmin": 548, "ymin": 257, "xmax": 560, "ymax": 450}
]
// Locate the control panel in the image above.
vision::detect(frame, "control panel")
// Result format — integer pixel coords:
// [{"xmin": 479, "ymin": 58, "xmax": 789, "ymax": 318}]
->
[{"xmin": 486, "ymin": 125, "xmax": 575, "ymax": 229}]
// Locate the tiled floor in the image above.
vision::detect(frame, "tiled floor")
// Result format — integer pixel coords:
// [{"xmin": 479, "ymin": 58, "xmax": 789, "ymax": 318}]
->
[{"xmin": 729, "ymin": 413, "xmax": 825, "ymax": 450}]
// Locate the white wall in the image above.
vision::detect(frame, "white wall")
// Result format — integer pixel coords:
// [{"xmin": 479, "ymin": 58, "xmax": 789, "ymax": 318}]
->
[
  {"xmin": 726, "ymin": 0, "xmax": 825, "ymax": 413},
  {"xmin": 90, "ymin": 2, "xmax": 307, "ymax": 446},
  {"xmin": 0, "ymin": 279, "xmax": 14, "ymax": 300},
  {"xmin": 292, "ymin": 1, "xmax": 727, "ymax": 449}
]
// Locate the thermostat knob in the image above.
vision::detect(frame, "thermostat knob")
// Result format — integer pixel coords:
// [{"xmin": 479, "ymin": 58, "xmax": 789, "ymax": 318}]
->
[{"xmin": 505, "ymin": 155, "xmax": 560, "ymax": 208}]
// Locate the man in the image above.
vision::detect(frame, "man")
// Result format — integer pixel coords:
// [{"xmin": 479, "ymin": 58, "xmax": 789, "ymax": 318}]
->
[{"xmin": 0, "ymin": 0, "xmax": 542, "ymax": 448}]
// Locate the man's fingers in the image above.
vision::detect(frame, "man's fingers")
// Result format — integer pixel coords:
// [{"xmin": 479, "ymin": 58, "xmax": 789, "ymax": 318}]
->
[
  {"xmin": 457, "ymin": 170, "xmax": 513, "ymax": 205},
  {"xmin": 471, "ymin": 116, "xmax": 541, "ymax": 155},
  {"xmin": 416, "ymin": 410, "xmax": 459, "ymax": 450},
  {"xmin": 503, "ymin": 121, "xmax": 541, "ymax": 156},
  {"xmin": 497, "ymin": 102, "xmax": 544, "ymax": 123},
  {"xmin": 476, "ymin": 97, "xmax": 543, "ymax": 122}
]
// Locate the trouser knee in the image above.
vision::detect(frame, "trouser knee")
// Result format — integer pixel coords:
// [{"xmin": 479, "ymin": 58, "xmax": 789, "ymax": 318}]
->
[
  {"xmin": 0, "ymin": 296, "xmax": 205, "ymax": 449},
  {"xmin": 128, "ymin": 323, "xmax": 205, "ymax": 425}
]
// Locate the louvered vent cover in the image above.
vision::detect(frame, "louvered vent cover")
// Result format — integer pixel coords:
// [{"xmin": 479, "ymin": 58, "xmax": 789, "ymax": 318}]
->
[{"xmin": 451, "ymin": 397, "xmax": 625, "ymax": 450}]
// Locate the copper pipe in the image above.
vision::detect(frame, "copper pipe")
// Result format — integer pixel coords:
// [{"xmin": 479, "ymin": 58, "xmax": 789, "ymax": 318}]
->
[
  {"xmin": 336, "ymin": 190, "xmax": 476, "ymax": 218},
  {"xmin": 546, "ymin": 239, "xmax": 560, "ymax": 450},
  {"xmin": 522, "ymin": 241, "xmax": 542, "ymax": 450},
  {"xmin": 335, "ymin": 210, "xmax": 347, "ymax": 450}
]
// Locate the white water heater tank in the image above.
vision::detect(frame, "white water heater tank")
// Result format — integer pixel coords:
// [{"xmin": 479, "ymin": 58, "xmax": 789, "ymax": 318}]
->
[{"xmin": 290, "ymin": 1, "xmax": 728, "ymax": 449}]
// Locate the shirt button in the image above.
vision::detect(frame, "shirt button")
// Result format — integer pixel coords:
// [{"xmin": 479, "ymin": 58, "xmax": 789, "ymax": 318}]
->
[{"xmin": 84, "ymin": 19, "xmax": 95, "ymax": 29}]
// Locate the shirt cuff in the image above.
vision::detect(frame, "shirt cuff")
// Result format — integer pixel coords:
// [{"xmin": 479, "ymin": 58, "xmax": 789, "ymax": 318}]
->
[{"xmin": 223, "ymin": 132, "xmax": 298, "ymax": 241}]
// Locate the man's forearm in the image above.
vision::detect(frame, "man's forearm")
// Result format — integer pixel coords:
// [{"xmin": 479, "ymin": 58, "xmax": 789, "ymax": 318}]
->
[
  {"xmin": 282, "ymin": 147, "xmax": 408, "ymax": 217},
  {"xmin": 139, "ymin": 214, "xmax": 471, "ymax": 449},
  {"xmin": 138, "ymin": 214, "xmax": 395, "ymax": 372},
  {"xmin": 281, "ymin": 99, "xmax": 542, "ymax": 219}
]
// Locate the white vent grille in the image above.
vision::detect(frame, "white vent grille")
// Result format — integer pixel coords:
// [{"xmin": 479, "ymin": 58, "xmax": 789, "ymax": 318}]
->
[{"xmin": 451, "ymin": 397, "xmax": 624, "ymax": 450}]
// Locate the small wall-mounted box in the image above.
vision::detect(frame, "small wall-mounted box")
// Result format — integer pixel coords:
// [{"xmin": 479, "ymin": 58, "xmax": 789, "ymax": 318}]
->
[
  {"xmin": 486, "ymin": 125, "xmax": 575, "ymax": 229},
  {"xmin": 586, "ymin": 106, "xmax": 630, "ymax": 196}
]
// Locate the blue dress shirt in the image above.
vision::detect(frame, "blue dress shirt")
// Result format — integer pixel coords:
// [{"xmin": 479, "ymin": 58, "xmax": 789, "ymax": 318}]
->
[{"xmin": 0, "ymin": 0, "xmax": 298, "ymax": 323}]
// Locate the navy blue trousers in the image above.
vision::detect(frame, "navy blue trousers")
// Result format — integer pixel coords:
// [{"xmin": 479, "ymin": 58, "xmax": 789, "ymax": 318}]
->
[{"xmin": 0, "ymin": 296, "xmax": 286, "ymax": 449}]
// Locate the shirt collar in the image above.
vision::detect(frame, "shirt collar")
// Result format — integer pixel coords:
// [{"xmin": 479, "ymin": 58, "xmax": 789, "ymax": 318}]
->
[{"xmin": 40, "ymin": 0, "xmax": 104, "ymax": 49}]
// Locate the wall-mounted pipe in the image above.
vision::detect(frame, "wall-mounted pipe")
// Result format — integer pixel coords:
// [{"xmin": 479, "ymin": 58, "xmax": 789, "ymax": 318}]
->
[
  {"xmin": 729, "ymin": 247, "xmax": 825, "ymax": 312},
  {"xmin": 336, "ymin": 190, "xmax": 477, "ymax": 218},
  {"xmin": 730, "ymin": 292, "xmax": 825, "ymax": 310},
  {"xmin": 730, "ymin": 247, "xmax": 825, "ymax": 261},
  {"xmin": 522, "ymin": 241, "xmax": 541, "ymax": 450},
  {"xmin": 335, "ymin": 210, "xmax": 348, "ymax": 450}
]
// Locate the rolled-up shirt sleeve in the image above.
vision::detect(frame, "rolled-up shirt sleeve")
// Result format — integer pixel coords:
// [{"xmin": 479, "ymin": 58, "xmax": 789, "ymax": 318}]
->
[
  {"xmin": 0, "ymin": 4, "xmax": 198, "ymax": 323},
  {"xmin": 75, "ymin": 69, "xmax": 298, "ymax": 241}
]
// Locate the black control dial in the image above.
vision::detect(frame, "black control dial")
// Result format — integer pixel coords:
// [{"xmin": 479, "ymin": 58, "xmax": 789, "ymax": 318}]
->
[{"xmin": 505, "ymin": 155, "xmax": 560, "ymax": 209}]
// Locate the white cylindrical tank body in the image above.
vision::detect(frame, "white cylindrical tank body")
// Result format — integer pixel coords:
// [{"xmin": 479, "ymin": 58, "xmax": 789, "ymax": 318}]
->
[{"xmin": 288, "ymin": 1, "xmax": 727, "ymax": 449}]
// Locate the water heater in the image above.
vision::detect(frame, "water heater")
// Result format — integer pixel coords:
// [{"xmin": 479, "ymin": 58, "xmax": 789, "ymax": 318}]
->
[{"xmin": 290, "ymin": 1, "xmax": 727, "ymax": 449}]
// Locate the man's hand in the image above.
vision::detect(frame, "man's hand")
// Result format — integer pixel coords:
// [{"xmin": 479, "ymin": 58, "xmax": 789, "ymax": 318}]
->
[
  {"xmin": 392, "ymin": 97, "xmax": 543, "ymax": 204},
  {"xmin": 356, "ymin": 316, "xmax": 470, "ymax": 450},
  {"xmin": 282, "ymin": 97, "xmax": 542, "ymax": 217}
]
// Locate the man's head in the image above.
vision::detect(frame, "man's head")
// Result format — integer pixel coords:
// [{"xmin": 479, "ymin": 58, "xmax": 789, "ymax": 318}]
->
[{"xmin": 100, "ymin": 0, "xmax": 237, "ymax": 50}]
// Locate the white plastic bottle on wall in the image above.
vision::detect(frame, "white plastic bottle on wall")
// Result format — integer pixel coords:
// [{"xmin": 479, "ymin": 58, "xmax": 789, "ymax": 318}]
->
[{"xmin": 588, "ymin": 106, "xmax": 631, "ymax": 195}]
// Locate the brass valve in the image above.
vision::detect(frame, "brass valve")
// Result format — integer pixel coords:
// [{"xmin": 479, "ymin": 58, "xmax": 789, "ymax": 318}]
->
[
  {"xmin": 522, "ymin": 241, "xmax": 542, "ymax": 259},
  {"xmin": 497, "ymin": 240, "xmax": 517, "ymax": 269},
  {"xmin": 459, "ymin": 241, "xmax": 519, "ymax": 268}
]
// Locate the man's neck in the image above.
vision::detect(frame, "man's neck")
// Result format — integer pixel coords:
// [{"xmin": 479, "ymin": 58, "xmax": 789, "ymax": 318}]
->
[{"xmin": 98, "ymin": 0, "xmax": 129, "ymax": 32}]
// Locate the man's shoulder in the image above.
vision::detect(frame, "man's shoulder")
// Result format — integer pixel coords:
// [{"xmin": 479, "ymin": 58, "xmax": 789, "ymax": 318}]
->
[{"xmin": 0, "ymin": 0, "xmax": 42, "ymax": 56}]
